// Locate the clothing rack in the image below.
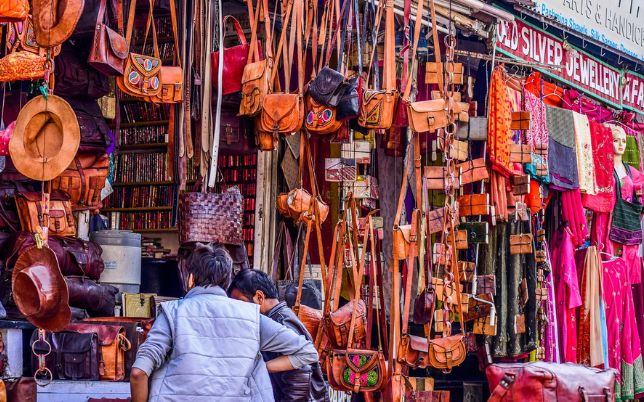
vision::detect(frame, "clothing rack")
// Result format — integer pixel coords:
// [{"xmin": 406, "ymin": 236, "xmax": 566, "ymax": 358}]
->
[{"xmin": 454, "ymin": 49, "xmax": 564, "ymax": 70}]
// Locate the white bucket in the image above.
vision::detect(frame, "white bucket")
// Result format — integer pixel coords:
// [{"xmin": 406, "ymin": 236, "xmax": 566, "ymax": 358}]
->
[{"xmin": 91, "ymin": 230, "xmax": 142, "ymax": 294}]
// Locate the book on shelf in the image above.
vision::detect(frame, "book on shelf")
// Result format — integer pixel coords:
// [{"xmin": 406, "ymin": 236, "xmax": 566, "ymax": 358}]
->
[
  {"xmin": 115, "ymin": 152, "xmax": 169, "ymax": 182},
  {"xmin": 104, "ymin": 185, "xmax": 174, "ymax": 209},
  {"xmin": 108, "ymin": 211, "xmax": 173, "ymax": 231},
  {"xmin": 119, "ymin": 125, "xmax": 168, "ymax": 145}
]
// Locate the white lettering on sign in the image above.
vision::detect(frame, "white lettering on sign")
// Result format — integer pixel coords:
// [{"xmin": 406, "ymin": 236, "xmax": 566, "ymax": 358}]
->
[{"xmin": 623, "ymin": 71, "xmax": 644, "ymax": 113}]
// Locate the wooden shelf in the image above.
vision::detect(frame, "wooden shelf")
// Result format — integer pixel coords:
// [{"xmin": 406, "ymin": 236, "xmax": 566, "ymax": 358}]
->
[
  {"xmin": 117, "ymin": 120, "xmax": 169, "ymax": 128},
  {"xmin": 102, "ymin": 206, "xmax": 173, "ymax": 212},
  {"xmin": 118, "ymin": 143, "xmax": 168, "ymax": 151},
  {"xmin": 112, "ymin": 181, "xmax": 175, "ymax": 187}
]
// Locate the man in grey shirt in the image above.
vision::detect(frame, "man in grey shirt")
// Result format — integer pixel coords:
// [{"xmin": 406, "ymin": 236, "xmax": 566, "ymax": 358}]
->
[{"xmin": 130, "ymin": 244, "xmax": 319, "ymax": 402}]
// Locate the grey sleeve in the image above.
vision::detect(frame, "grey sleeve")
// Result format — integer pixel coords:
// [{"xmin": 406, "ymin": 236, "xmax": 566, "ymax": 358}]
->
[
  {"xmin": 259, "ymin": 315, "xmax": 319, "ymax": 369},
  {"xmin": 132, "ymin": 310, "xmax": 173, "ymax": 376}
]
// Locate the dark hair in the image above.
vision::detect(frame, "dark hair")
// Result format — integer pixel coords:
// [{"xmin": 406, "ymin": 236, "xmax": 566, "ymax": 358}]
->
[
  {"xmin": 228, "ymin": 269, "xmax": 279, "ymax": 299},
  {"xmin": 186, "ymin": 244, "xmax": 233, "ymax": 288}
]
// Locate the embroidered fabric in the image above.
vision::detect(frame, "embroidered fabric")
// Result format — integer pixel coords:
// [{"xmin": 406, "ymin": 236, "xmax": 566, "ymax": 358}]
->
[
  {"xmin": 582, "ymin": 121, "xmax": 615, "ymax": 212},
  {"xmin": 547, "ymin": 106, "xmax": 579, "ymax": 190},
  {"xmin": 572, "ymin": 112, "xmax": 597, "ymax": 195}
]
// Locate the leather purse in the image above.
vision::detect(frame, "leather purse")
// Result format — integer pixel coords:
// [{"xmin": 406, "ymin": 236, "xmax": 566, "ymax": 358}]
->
[
  {"xmin": 459, "ymin": 222, "xmax": 489, "ymax": 244},
  {"xmin": 457, "ymin": 158, "xmax": 489, "ymax": 185},
  {"xmin": 326, "ymin": 300, "xmax": 367, "ymax": 349},
  {"xmin": 54, "ymin": 42, "xmax": 110, "ymax": 98},
  {"xmin": 456, "ymin": 116, "xmax": 488, "ymax": 141},
  {"xmin": 88, "ymin": 0, "xmax": 128, "ymax": 76},
  {"xmin": 212, "ymin": 16, "xmax": 253, "ymax": 95},
  {"xmin": 336, "ymin": 76, "xmax": 360, "ymax": 121},
  {"xmin": 509, "ymin": 234, "xmax": 533, "ymax": 255},
  {"xmin": 4, "ymin": 377, "xmax": 36, "ymax": 402},
  {"xmin": 15, "ymin": 192, "xmax": 76, "ymax": 237},
  {"xmin": 0, "ymin": 0, "xmax": 28, "ymax": 22},
  {"xmin": 473, "ymin": 315, "xmax": 497, "ymax": 335},
  {"xmin": 425, "ymin": 62, "xmax": 464, "ymax": 85},
  {"xmin": 509, "ymin": 144, "xmax": 532, "ymax": 163},
  {"xmin": 398, "ymin": 334, "xmax": 429, "ymax": 369},
  {"xmin": 428, "ymin": 334, "xmax": 466, "ymax": 371},
  {"xmin": 432, "ymin": 243, "xmax": 451, "ymax": 266},
  {"xmin": 66, "ymin": 324, "xmax": 131, "ymax": 381},
  {"xmin": 146, "ymin": 0, "xmax": 182, "ymax": 104},
  {"xmin": 122, "ymin": 293, "xmax": 155, "ymax": 318},
  {"xmin": 427, "ymin": 207, "xmax": 446, "ymax": 235},
  {"xmin": 425, "ymin": 165, "xmax": 460, "ymax": 191},
  {"xmin": 485, "ymin": 362, "xmax": 617, "ymax": 402},
  {"xmin": 0, "ymin": 51, "xmax": 46, "ymax": 82},
  {"xmin": 457, "ymin": 261, "xmax": 475, "ymax": 282},
  {"xmin": 511, "ymin": 174, "xmax": 530, "ymax": 195},
  {"xmin": 458, "ymin": 193, "xmax": 490, "ymax": 216},
  {"xmin": 464, "ymin": 294, "xmax": 493, "ymax": 322},
  {"xmin": 305, "ymin": 95, "xmax": 342, "ymax": 135},
  {"xmin": 31, "ymin": 330, "xmax": 100, "ymax": 380},
  {"xmin": 392, "ymin": 209, "xmax": 419, "ymax": 261},
  {"xmin": 446, "ymin": 229, "xmax": 468, "ymax": 250},
  {"xmin": 476, "ymin": 274, "xmax": 496, "ymax": 296},
  {"xmin": 510, "ymin": 111, "xmax": 531, "ymax": 130},
  {"xmin": 51, "ymin": 153, "xmax": 109, "ymax": 211},
  {"xmin": 277, "ymin": 188, "xmax": 329, "ymax": 224},
  {"xmin": 66, "ymin": 276, "xmax": 118, "ymax": 317},
  {"xmin": 178, "ymin": 187, "xmax": 244, "ymax": 245},
  {"xmin": 308, "ymin": 67, "xmax": 345, "ymax": 106},
  {"xmin": 116, "ymin": 0, "xmax": 162, "ymax": 100}
]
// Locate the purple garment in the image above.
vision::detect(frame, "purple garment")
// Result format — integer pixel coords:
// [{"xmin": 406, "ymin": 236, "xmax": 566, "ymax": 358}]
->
[
  {"xmin": 543, "ymin": 241, "xmax": 561, "ymax": 363},
  {"xmin": 547, "ymin": 106, "xmax": 579, "ymax": 190}
]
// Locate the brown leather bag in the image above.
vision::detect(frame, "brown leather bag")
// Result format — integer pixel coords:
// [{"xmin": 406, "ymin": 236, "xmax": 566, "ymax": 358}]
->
[
  {"xmin": 146, "ymin": 0, "xmax": 182, "ymax": 104},
  {"xmin": 392, "ymin": 209, "xmax": 419, "ymax": 261},
  {"xmin": 458, "ymin": 193, "xmax": 490, "ymax": 216},
  {"xmin": 0, "ymin": 0, "xmax": 28, "ymax": 22},
  {"xmin": 51, "ymin": 153, "xmax": 109, "ymax": 211},
  {"xmin": 4, "ymin": 377, "xmax": 35, "ymax": 402},
  {"xmin": 277, "ymin": 189, "xmax": 329, "ymax": 224},
  {"xmin": 15, "ymin": 191, "xmax": 76, "ymax": 237},
  {"xmin": 399, "ymin": 334, "xmax": 429, "ymax": 369},
  {"xmin": 304, "ymin": 95, "xmax": 342, "ymax": 135},
  {"xmin": 66, "ymin": 324, "xmax": 131, "ymax": 381},
  {"xmin": 88, "ymin": 0, "xmax": 128, "ymax": 75},
  {"xmin": 510, "ymin": 234, "xmax": 533, "ymax": 255},
  {"xmin": 0, "ymin": 51, "xmax": 46, "ymax": 82},
  {"xmin": 239, "ymin": 0, "xmax": 273, "ymax": 116},
  {"xmin": 509, "ymin": 143, "xmax": 532, "ymax": 163},
  {"xmin": 458, "ymin": 158, "xmax": 489, "ymax": 185},
  {"xmin": 116, "ymin": 0, "xmax": 162, "ymax": 99}
]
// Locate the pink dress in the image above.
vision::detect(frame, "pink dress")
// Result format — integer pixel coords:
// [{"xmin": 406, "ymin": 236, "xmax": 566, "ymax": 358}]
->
[
  {"xmin": 601, "ymin": 257, "xmax": 644, "ymax": 400},
  {"xmin": 591, "ymin": 165, "xmax": 644, "ymax": 285},
  {"xmin": 550, "ymin": 226, "xmax": 582, "ymax": 363}
]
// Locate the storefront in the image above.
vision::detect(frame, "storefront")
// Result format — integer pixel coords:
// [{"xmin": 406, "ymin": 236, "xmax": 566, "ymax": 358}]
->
[{"xmin": 0, "ymin": 0, "xmax": 643, "ymax": 400}]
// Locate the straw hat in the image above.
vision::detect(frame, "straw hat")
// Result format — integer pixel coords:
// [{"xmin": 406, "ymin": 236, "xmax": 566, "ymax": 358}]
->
[
  {"xmin": 9, "ymin": 95, "xmax": 80, "ymax": 181},
  {"xmin": 12, "ymin": 246, "xmax": 71, "ymax": 331}
]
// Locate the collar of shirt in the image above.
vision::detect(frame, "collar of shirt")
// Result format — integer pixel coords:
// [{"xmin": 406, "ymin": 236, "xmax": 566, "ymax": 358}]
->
[
  {"xmin": 184, "ymin": 286, "xmax": 227, "ymax": 299},
  {"xmin": 266, "ymin": 301, "xmax": 288, "ymax": 319}
]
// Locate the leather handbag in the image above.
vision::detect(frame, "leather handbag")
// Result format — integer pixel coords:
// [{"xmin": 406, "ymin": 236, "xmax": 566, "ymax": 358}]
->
[
  {"xmin": 392, "ymin": 209, "xmax": 419, "ymax": 261},
  {"xmin": 457, "ymin": 116, "xmax": 488, "ymax": 141},
  {"xmin": 428, "ymin": 333, "xmax": 467, "ymax": 372},
  {"xmin": 212, "ymin": 16, "xmax": 253, "ymax": 95},
  {"xmin": 427, "ymin": 207, "xmax": 446, "ymax": 235},
  {"xmin": 357, "ymin": 0, "xmax": 398, "ymax": 130},
  {"xmin": 336, "ymin": 76, "xmax": 360, "ymax": 121},
  {"xmin": 4, "ymin": 377, "xmax": 36, "ymax": 402},
  {"xmin": 277, "ymin": 188, "xmax": 330, "ymax": 224},
  {"xmin": 425, "ymin": 62, "xmax": 463, "ymax": 85},
  {"xmin": 31, "ymin": 330, "xmax": 100, "ymax": 380},
  {"xmin": 51, "ymin": 153, "xmax": 109, "ymax": 211},
  {"xmin": 122, "ymin": 293, "xmax": 155, "ymax": 318},
  {"xmin": 0, "ymin": 51, "xmax": 46, "ymax": 82},
  {"xmin": 88, "ymin": 0, "xmax": 128, "ymax": 75},
  {"xmin": 116, "ymin": 0, "xmax": 162, "ymax": 99},
  {"xmin": 66, "ymin": 324, "xmax": 131, "ymax": 381},
  {"xmin": 459, "ymin": 222, "xmax": 489, "ymax": 244},
  {"xmin": 509, "ymin": 234, "xmax": 533, "ymax": 255},
  {"xmin": 446, "ymin": 229, "xmax": 468, "ymax": 250},
  {"xmin": 63, "ymin": 97, "xmax": 111, "ymax": 153},
  {"xmin": 485, "ymin": 362, "xmax": 617, "ymax": 402},
  {"xmin": 7, "ymin": 233, "xmax": 105, "ymax": 280},
  {"xmin": 66, "ymin": 276, "xmax": 118, "ymax": 317},
  {"xmin": 510, "ymin": 111, "xmax": 531, "ymax": 131},
  {"xmin": 511, "ymin": 174, "xmax": 530, "ymax": 195},
  {"xmin": 308, "ymin": 66, "xmax": 345, "ymax": 107},
  {"xmin": 425, "ymin": 165, "xmax": 460, "ymax": 191},
  {"xmin": 458, "ymin": 193, "xmax": 490, "ymax": 216},
  {"xmin": 15, "ymin": 191, "xmax": 76, "ymax": 237},
  {"xmin": 239, "ymin": 0, "xmax": 273, "ymax": 116},
  {"xmin": 457, "ymin": 158, "xmax": 489, "ymax": 185},
  {"xmin": 509, "ymin": 144, "xmax": 532, "ymax": 163},
  {"xmin": 305, "ymin": 95, "xmax": 342, "ymax": 135},
  {"xmin": 146, "ymin": 0, "xmax": 183, "ymax": 104},
  {"xmin": 0, "ymin": 0, "xmax": 28, "ymax": 22},
  {"xmin": 178, "ymin": 187, "xmax": 244, "ymax": 245}
]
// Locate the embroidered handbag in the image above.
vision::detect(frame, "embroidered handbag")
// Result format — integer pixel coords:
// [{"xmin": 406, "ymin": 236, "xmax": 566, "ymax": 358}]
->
[
  {"xmin": 15, "ymin": 191, "xmax": 76, "ymax": 237},
  {"xmin": 609, "ymin": 167, "xmax": 643, "ymax": 245},
  {"xmin": 0, "ymin": 51, "xmax": 46, "ymax": 82},
  {"xmin": 305, "ymin": 95, "xmax": 342, "ymax": 135},
  {"xmin": 116, "ymin": 0, "xmax": 162, "ymax": 100},
  {"xmin": 212, "ymin": 16, "xmax": 253, "ymax": 95},
  {"xmin": 0, "ymin": 0, "xmax": 28, "ymax": 23},
  {"xmin": 328, "ymin": 349, "xmax": 387, "ymax": 393},
  {"xmin": 87, "ymin": 0, "xmax": 128, "ymax": 76},
  {"xmin": 7, "ymin": 15, "xmax": 62, "ymax": 56}
]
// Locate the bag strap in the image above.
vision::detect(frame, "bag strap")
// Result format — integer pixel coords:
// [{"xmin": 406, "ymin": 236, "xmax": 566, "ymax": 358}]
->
[
  {"xmin": 272, "ymin": 222, "xmax": 294, "ymax": 281},
  {"xmin": 370, "ymin": 216, "xmax": 387, "ymax": 353},
  {"xmin": 124, "ymin": 0, "xmax": 137, "ymax": 47},
  {"xmin": 323, "ymin": 218, "xmax": 345, "ymax": 316},
  {"xmin": 383, "ymin": 0, "xmax": 395, "ymax": 91},
  {"xmin": 429, "ymin": 0, "xmax": 444, "ymax": 93},
  {"xmin": 246, "ymin": 0, "xmax": 263, "ymax": 62},
  {"xmin": 402, "ymin": 0, "xmax": 426, "ymax": 101},
  {"xmin": 140, "ymin": 0, "xmax": 160, "ymax": 58},
  {"xmin": 399, "ymin": 0, "xmax": 412, "ymax": 100},
  {"xmin": 168, "ymin": 0, "xmax": 181, "ymax": 66},
  {"xmin": 270, "ymin": 0, "xmax": 297, "ymax": 92},
  {"xmin": 365, "ymin": 0, "xmax": 384, "ymax": 85},
  {"xmin": 401, "ymin": 209, "xmax": 419, "ymax": 336},
  {"xmin": 487, "ymin": 374, "xmax": 517, "ymax": 402}
]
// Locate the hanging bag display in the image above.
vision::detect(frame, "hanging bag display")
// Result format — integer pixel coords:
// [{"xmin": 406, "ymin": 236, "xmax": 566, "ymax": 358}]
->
[
  {"xmin": 609, "ymin": 165, "xmax": 643, "ymax": 245},
  {"xmin": 146, "ymin": 0, "xmax": 183, "ymax": 103},
  {"xmin": 88, "ymin": 0, "xmax": 128, "ymax": 75},
  {"xmin": 116, "ymin": 0, "xmax": 162, "ymax": 99},
  {"xmin": 211, "ymin": 16, "xmax": 253, "ymax": 95}
]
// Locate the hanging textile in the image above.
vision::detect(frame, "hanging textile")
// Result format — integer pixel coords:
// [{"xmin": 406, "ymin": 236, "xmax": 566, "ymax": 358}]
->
[
  {"xmin": 542, "ymin": 242, "xmax": 560, "ymax": 363},
  {"xmin": 572, "ymin": 111, "xmax": 597, "ymax": 195},
  {"xmin": 624, "ymin": 135, "xmax": 641, "ymax": 171},
  {"xmin": 487, "ymin": 66, "xmax": 513, "ymax": 177},
  {"xmin": 561, "ymin": 189, "xmax": 588, "ymax": 247},
  {"xmin": 546, "ymin": 106, "xmax": 579, "ymax": 190},
  {"xmin": 601, "ymin": 257, "xmax": 644, "ymax": 400},
  {"xmin": 524, "ymin": 72, "xmax": 563, "ymax": 107},
  {"xmin": 582, "ymin": 121, "xmax": 615, "ymax": 213},
  {"xmin": 563, "ymin": 89, "xmax": 614, "ymax": 122},
  {"xmin": 576, "ymin": 246, "xmax": 605, "ymax": 367}
]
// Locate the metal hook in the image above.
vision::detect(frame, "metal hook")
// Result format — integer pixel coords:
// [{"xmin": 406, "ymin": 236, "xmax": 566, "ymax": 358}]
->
[
  {"xmin": 542, "ymin": 19, "xmax": 548, "ymax": 31},
  {"xmin": 562, "ymin": 31, "xmax": 568, "ymax": 41},
  {"xmin": 618, "ymin": 55, "xmax": 623, "ymax": 65},
  {"xmin": 582, "ymin": 38, "xmax": 588, "ymax": 49},
  {"xmin": 600, "ymin": 47, "xmax": 606, "ymax": 57}
]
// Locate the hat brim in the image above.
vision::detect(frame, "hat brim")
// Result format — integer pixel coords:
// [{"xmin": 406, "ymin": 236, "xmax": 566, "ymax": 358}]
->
[
  {"xmin": 9, "ymin": 95, "xmax": 80, "ymax": 181},
  {"xmin": 12, "ymin": 246, "xmax": 71, "ymax": 331}
]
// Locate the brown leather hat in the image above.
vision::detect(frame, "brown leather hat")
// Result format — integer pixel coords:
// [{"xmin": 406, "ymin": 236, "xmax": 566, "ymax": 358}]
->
[
  {"xmin": 9, "ymin": 95, "xmax": 80, "ymax": 181},
  {"xmin": 32, "ymin": 0, "xmax": 85, "ymax": 48},
  {"xmin": 12, "ymin": 246, "xmax": 71, "ymax": 331}
]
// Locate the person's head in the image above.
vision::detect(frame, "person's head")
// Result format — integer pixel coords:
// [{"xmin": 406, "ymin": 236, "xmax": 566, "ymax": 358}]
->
[
  {"xmin": 186, "ymin": 243, "xmax": 233, "ymax": 290},
  {"xmin": 609, "ymin": 124, "xmax": 627, "ymax": 156},
  {"xmin": 228, "ymin": 269, "xmax": 279, "ymax": 314}
]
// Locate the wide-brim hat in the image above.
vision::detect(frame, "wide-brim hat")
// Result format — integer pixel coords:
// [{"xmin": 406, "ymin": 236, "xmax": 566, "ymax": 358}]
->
[
  {"xmin": 32, "ymin": 0, "xmax": 85, "ymax": 48},
  {"xmin": 9, "ymin": 95, "xmax": 80, "ymax": 181},
  {"xmin": 12, "ymin": 246, "xmax": 71, "ymax": 331}
]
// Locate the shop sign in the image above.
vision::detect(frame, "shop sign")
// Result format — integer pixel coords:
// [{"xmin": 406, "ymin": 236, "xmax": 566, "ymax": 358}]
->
[
  {"xmin": 531, "ymin": 0, "xmax": 644, "ymax": 62},
  {"xmin": 497, "ymin": 19, "xmax": 623, "ymax": 109},
  {"xmin": 622, "ymin": 70, "xmax": 644, "ymax": 114}
]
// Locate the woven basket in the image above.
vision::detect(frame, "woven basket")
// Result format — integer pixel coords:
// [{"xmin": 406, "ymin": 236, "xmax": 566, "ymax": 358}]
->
[{"xmin": 179, "ymin": 187, "xmax": 243, "ymax": 245}]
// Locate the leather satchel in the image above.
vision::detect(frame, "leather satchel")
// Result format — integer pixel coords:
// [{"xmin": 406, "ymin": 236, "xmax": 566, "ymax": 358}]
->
[
  {"xmin": 425, "ymin": 165, "xmax": 460, "ymax": 192},
  {"xmin": 66, "ymin": 324, "xmax": 131, "ymax": 381},
  {"xmin": 308, "ymin": 67, "xmax": 345, "ymax": 106},
  {"xmin": 457, "ymin": 158, "xmax": 489, "ymax": 185},
  {"xmin": 116, "ymin": 0, "xmax": 162, "ymax": 99},
  {"xmin": 328, "ymin": 349, "xmax": 387, "ymax": 393},
  {"xmin": 399, "ymin": 334, "xmax": 429, "ymax": 369},
  {"xmin": 51, "ymin": 153, "xmax": 109, "ymax": 211},
  {"xmin": 458, "ymin": 193, "xmax": 490, "ymax": 216},
  {"xmin": 88, "ymin": 0, "xmax": 128, "ymax": 75},
  {"xmin": 425, "ymin": 62, "xmax": 464, "ymax": 85},
  {"xmin": 277, "ymin": 189, "xmax": 329, "ymax": 224},
  {"xmin": 15, "ymin": 191, "xmax": 76, "ymax": 237},
  {"xmin": 258, "ymin": 93, "xmax": 304, "ymax": 137},
  {"xmin": 326, "ymin": 300, "xmax": 367, "ymax": 348},
  {"xmin": 485, "ymin": 362, "xmax": 617, "ymax": 402},
  {"xmin": 427, "ymin": 207, "xmax": 446, "ymax": 235},
  {"xmin": 509, "ymin": 144, "xmax": 532, "ymax": 164},
  {"xmin": 54, "ymin": 43, "xmax": 110, "ymax": 98},
  {"xmin": 305, "ymin": 95, "xmax": 342, "ymax": 135},
  {"xmin": 4, "ymin": 377, "xmax": 36, "ymax": 402},
  {"xmin": 66, "ymin": 276, "xmax": 118, "ymax": 317},
  {"xmin": 122, "ymin": 293, "xmax": 155, "ymax": 318},
  {"xmin": 0, "ymin": 0, "xmax": 28, "ymax": 22},
  {"xmin": 179, "ymin": 187, "xmax": 244, "ymax": 245},
  {"xmin": 510, "ymin": 234, "xmax": 533, "ymax": 255},
  {"xmin": 392, "ymin": 209, "xmax": 419, "ymax": 261},
  {"xmin": 212, "ymin": 16, "xmax": 253, "ymax": 95},
  {"xmin": 510, "ymin": 111, "xmax": 531, "ymax": 131},
  {"xmin": 31, "ymin": 330, "xmax": 100, "ymax": 380},
  {"xmin": 146, "ymin": 0, "xmax": 182, "ymax": 104},
  {"xmin": 407, "ymin": 99, "xmax": 453, "ymax": 133},
  {"xmin": 428, "ymin": 334, "xmax": 467, "ymax": 371}
]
